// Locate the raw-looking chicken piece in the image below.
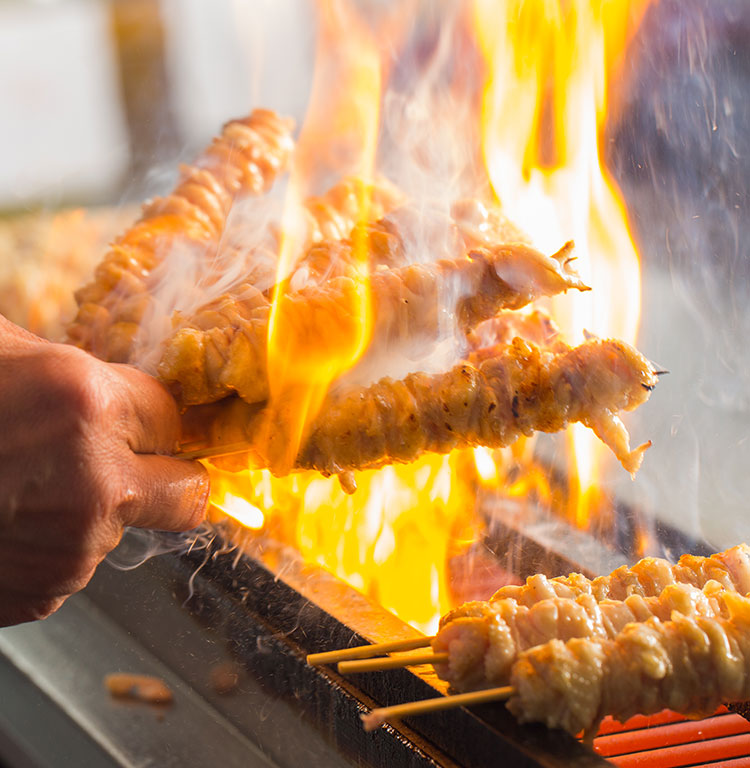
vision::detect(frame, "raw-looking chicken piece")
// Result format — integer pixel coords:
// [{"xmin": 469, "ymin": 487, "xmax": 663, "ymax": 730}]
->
[
  {"xmin": 507, "ymin": 590, "xmax": 750, "ymax": 736},
  {"xmin": 67, "ymin": 110, "xmax": 295, "ymax": 362},
  {"xmin": 158, "ymin": 240, "xmax": 586, "ymax": 406},
  {"xmin": 451, "ymin": 197, "xmax": 531, "ymax": 248},
  {"xmin": 492, "ymin": 544, "xmax": 750, "ymax": 606},
  {"xmin": 432, "ymin": 580, "xmax": 729, "ymax": 691}
]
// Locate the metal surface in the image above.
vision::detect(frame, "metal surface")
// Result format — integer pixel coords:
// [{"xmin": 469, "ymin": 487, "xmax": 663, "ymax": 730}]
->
[
  {"xmin": 482, "ymin": 494, "xmax": 715, "ymax": 582},
  {"xmin": 79, "ymin": 530, "xmax": 610, "ymax": 768},
  {"xmin": 0, "ymin": 596, "xmax": 274, "ymax": 768}
]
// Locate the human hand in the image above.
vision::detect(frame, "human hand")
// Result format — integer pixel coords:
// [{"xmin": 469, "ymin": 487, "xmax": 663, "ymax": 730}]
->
[{"xmin": 0, "ymin": 315, "xmax": 209, "ymax": 626}]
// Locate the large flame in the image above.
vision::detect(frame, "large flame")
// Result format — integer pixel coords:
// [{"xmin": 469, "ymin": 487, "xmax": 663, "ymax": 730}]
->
[
  {"xmin": 474, "ymin": 0, "xmax": 650, "ymax": 527},
  {"xmin": 261, "ymin": 0, "xmax": 381, "ymax": 471},
  {"xmin": 210, "ymin": 0, "xmax": 651, "ymax": 632}
]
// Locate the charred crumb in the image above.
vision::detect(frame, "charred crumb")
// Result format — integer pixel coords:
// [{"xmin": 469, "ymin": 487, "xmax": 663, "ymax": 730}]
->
[{"xmin": 105, "ymin": 673, "xmax": 173, "ymax": 705}]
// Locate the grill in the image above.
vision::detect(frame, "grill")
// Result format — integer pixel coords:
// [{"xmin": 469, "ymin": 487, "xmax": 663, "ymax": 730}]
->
[
  {"xmin": 2, "ymin": 514, "xmax": 744, "ymax": 768},
  {"xmin": 594, "ymin": 711, "xmax": 750, "ymax": 767}
]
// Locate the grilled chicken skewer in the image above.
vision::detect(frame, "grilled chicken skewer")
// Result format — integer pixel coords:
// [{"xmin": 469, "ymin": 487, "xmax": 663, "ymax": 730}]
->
[
  {"xmin": 311, "ymin": 545, "xmax": 750, "ymax": 671},
  {"xmin": 290, "ymin": 335, "xmax": 654, "ymax": 477},
  {"xmin": 182, "ymin": 334, "xmax": 655, "ymax": 479},
  {"xmin": 508, "ymin": 590, "xmax": 750, "ymax": 736},
  {"xmin": 68, "ymin": 110, "xmax": 295, "ymax": 362},
  {"xmin": 490, "ymin": 544, "xmax": 750, "ymax": 607},
  {"xmin": 158, "ymin": 240, "xmax": 586, "ymax": 406},
  {"xmin": 432, "ymin": 580, "xmax": 730, "ymax": 691}
]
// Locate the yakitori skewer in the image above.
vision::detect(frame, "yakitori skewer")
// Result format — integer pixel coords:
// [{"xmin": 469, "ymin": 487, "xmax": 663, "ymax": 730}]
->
[
  {"xmin": 338, "ymin": 652, "xmax": 447, "ymax": 674},
  {"xmin": 306, "ymin": 636, "xmax": 431, "ymax": 666},
  {"xmin": 361, "ymin": 686, "xmax": 513, "ymax": 732}
]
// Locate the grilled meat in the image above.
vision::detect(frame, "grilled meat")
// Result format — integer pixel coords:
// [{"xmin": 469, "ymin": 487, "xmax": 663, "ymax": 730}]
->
[
  {"xmin": 492, "ymin": 544, "xmax": 750, "ymax": 606},
  {"xmin": 508, "ymin": 591, "xmax": 750, "ymax": 735},
  {"xmin": 290, "ymin": 335, "xmax": 655, "ymax": 477},
  {"xmin": 158, "ymin": 241, "xmax": 586, "ymax": 406},
  {"xmin": 432, "ymin": 580, "xmax": 729, "ymax": 691},
  {"xmin": 67, "ymin": 110, "xmax": 295, "ymax": 362}
]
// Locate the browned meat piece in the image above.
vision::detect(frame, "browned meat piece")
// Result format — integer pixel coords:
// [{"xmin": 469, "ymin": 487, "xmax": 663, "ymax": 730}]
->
[
  {"xmin": 466, "ymin": 308, "xmax": 566, "ymax": 361},
  {"xmin": 302, "ymin": 174, "xmax": 404, "ymax": 244},
  {"xmin": 287, "ymin": 215, "xmax": 408, "ymax": 291},
  {"xmin": 432, "ymin": 580, "xmax": 729, "ymax": 691},
  {"xmin": 507, "ymin": 591, "xmax": 750, "ymax": 735},
  {"xmin": 104, "ymin": 673, "xmax": 173, "ymax": 704},
  {"xmin": 158, "ymin": 240, "xmax": 586, "ymax": 406},
  {"xmin": 67, "ymin": 110, "xmax": 295, "ymax": 362},
  {"xmin": 235, "ymin": 175, "xmax": 406, "ymax": 293},
  {"xmin": 492, "ymin": 544, "xmax": 750, "ymax": 606}
]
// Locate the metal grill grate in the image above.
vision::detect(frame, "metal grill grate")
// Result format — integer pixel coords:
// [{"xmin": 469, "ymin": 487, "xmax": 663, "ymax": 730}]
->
[{"xmin": 592, "ymin": 709, "xmax": 750, "ymax": 767}]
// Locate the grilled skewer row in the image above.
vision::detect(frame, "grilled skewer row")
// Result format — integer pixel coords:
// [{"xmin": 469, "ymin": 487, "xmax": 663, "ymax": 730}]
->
[
  {"xmin": 433, "ymin": 580, "xmax": 732, "ymax": 692},
  {"xmin": 508, "ymin": 590, "xmax": 750, "ymax": 736},
  {"xmin": 181, "ymin": 333, "xmax": 656, "ymax": 478},
  {"xmin": 490, "ymin": 543, "xmax": 750, "ymax": 606},
  {"xmin": 432, "ymin": 545, "xmax": 750, "ymax": 691},
  {"xmin": 158, "ymin": 240, "xmax": 586, "ymax": 407}
]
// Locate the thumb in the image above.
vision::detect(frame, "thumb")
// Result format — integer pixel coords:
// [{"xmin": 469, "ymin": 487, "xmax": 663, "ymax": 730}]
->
[{"xmin": 119, "ymin": 455, "xmax": 210, "ymax": 531}]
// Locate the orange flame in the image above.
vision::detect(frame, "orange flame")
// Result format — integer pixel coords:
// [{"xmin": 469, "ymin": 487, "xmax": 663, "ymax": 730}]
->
[
  {"xmin": 210, "ymin": 0, "xmax": 652, "ymax": 631},
  {"xmin": 262, "ymin": 0, "xmax": 381, "ymax": 471},
  {"xmin": 474, "ymin": 0, "xmax": 650, "ymax": 527}
]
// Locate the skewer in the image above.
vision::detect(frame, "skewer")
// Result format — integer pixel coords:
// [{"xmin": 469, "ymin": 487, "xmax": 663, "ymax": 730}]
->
[
  {"xmin": 307, "ymin": 636, "xmax": 433, "ymax": 666},
  {"xmin": 338, "ymin": 652, "xmax": 448, "ymax": 674},
  {"xmin": 361, "ymin": 686, "xmax": 514, "ymax": 731},
  {"xmin": 176, "ymin": 441, "xmax": 254, "ymax": 461}
]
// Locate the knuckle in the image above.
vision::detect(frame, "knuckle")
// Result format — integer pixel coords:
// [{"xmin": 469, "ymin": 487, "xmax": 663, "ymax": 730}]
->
[
  {"xmin": 38, "ymin": 346, "xmax": 110, "ymax": 426},
  {"xmin": 45, "ymin": 552, "xmax": 100, "ymax": 598},
  {"xmin": 26, "ymin": 596, "xmax": 66, "ymax": 623}
]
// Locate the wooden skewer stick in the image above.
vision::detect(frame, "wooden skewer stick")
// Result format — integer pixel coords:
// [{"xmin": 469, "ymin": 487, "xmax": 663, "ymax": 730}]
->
[
  {"xmin": 361, "ymin": 686, "xmax": 514, "ymax": 731},
  {"xmin": 338, "ymin": 652, "xmax": 448, "ymax": 674},
  {"xmin": 176, "ymin": 441, "xmax": 255, "ymax": 461},
  {"xmin": 307, "ymin": 637, "xmax": 433, "ymax": 666}
]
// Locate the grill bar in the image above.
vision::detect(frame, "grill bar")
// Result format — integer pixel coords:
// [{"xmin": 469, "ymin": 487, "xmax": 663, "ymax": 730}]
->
[{"xmin": 592, "ymin": 711, "xmax": 750, "ymax": 768}]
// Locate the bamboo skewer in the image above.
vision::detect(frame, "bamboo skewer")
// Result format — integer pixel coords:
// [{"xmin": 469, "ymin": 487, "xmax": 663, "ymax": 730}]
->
[
  {"xmin": 176, "ymin": 441, "xmax": 255, "ymax": 461},
  {"xmin": 361, "ymin": 686, "xmax": 514, "ymax": 731},
  {"xmin": 307, "ymin": 637, "xmax": 432, "ymax": 666},
  {"xmin": 338, "ymin": 652, "xmax": 448, "ymax": 674}
]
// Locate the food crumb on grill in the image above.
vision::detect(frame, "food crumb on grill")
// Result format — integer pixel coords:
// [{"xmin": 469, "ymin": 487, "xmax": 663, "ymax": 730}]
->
[
  {"xmin": 104, "ymin": 673, "xmax": 173, "ymax": 704},
  {"xmin": 209, "ymin": 662, "xmax": 240, "ymax": 695}
]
